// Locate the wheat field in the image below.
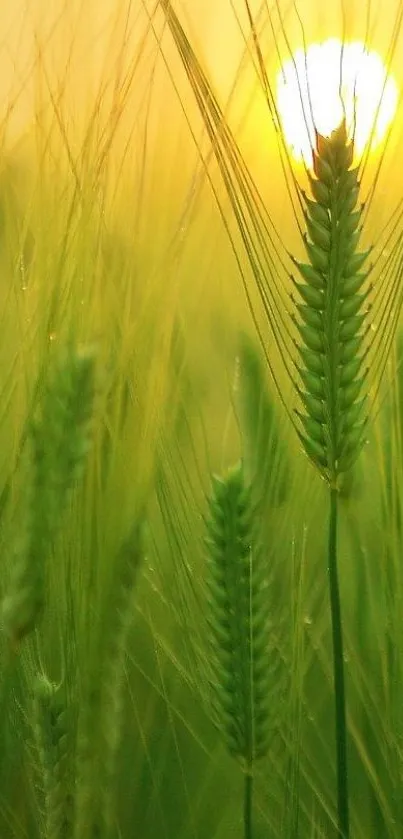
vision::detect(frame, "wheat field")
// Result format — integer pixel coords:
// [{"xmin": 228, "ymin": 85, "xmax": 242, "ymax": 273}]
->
[{"xmin": 0, "ymin": 2, "xmax": 402, "ymax": 838}]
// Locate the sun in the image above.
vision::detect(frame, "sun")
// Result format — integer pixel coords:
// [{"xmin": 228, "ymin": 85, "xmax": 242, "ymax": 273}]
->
[{"xmin": 276, "ymin": 39, "xmax": 398, "ymax": 166}]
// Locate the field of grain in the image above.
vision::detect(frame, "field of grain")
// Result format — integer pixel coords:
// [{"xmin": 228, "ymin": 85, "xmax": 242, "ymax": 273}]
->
[{"xmin": 0, "ymin": 3, "xmax": 402, "ymax": 838}]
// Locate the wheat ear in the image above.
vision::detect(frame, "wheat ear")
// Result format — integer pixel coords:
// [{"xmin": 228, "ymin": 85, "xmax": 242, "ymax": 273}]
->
[
  {"xmin": 205, "ymin": 463, "xmax": 279, "ymax": 839},
  {"xmin": 292, "ymin": 119, "xmax": 371, "ymax": 839},
  {"xmin": 293, "ymin": 119, "xmax": 371, "ymax": 487},
  {"xmin": 1, "ymin": 344, "xmax": 96, "ymax": 646},
  {"xmin": 33, "ymin": 676, "xmax": 73, "ymax": 839}
]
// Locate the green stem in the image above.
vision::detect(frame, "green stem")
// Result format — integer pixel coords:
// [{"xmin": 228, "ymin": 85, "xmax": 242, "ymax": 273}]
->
[
  {"xmin": 328, "ymin": 486, "xmax": 349, "ymax": 838},
  {"xmin": 244, "ymin": 766, "xmax": 253, "ymax": 839}
]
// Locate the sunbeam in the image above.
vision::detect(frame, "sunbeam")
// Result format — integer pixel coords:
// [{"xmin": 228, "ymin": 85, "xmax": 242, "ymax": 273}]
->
[{"xmin": 276, "ymin": 39, "xmax": 398, "ymax": 165}]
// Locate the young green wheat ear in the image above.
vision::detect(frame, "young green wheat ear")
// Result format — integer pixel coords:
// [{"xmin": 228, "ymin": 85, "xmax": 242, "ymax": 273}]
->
[
  {"xmin": 205, "ymin": 463, "xmax": 278, "ymax": 765},
  {"xmin": 1, "ymin": 344, "xmax": 96, "ymax": 645},
  {"xmin": 292, "ymin": 119, "xmax": 371, "ymax": 486},
  {"xmin": 33, "ymin": 675, "xmax": 73, "ymax": 839}
]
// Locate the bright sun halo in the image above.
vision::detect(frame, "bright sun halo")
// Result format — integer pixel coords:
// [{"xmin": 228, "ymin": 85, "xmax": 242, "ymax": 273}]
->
[{"xmin": 276, "ymin": 39, "xmax": 398, "ymax": 165}]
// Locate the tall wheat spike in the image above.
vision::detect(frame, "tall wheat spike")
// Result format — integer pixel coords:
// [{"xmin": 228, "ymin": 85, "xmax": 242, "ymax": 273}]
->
[
  {"xmin": 292, "ymin": 119, "xmax": 370, "ymax": 487},
  {"xmin": 290, "ymin": 119, "xmax": 366, "ymax": 839},
  {"xmin": 205, "ymin": 463, "xmax": 280, "ymax": 838}
]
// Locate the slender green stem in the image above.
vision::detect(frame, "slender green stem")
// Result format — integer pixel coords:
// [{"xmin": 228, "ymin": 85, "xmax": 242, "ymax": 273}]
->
[
  {"xmin": 328, "ymin": 486, "xmax": 349, "ymax": 839},
  {"xmin": 244, "ymin": 766, "xmax": 253, "ymax": 839}
]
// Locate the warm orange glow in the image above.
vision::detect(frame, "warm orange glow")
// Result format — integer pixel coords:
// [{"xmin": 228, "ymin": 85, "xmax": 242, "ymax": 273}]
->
[{"xmin": 276, "ymin": 39, "xmax": 398, "ymax": 165}]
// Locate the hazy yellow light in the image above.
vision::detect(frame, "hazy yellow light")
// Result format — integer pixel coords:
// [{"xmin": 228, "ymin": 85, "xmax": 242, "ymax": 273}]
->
[{"xmin": 276, "ymin": 39, "xmax": 398, "ymax": 165}]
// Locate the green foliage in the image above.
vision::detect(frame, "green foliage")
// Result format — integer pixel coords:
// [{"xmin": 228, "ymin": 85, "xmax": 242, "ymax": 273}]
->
[
  {"xmin": 236, "ymin": 332, "xmax": 290, "ymax": 506},
  {"xmin": 74, "ymin": 521, "xmax": 144, "ymax": 839}
]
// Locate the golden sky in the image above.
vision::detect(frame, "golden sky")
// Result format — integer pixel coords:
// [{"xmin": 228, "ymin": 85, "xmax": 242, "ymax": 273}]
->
[{"xmin": 0, "ymin": 0, "xmax": 401, "ymax": 242}]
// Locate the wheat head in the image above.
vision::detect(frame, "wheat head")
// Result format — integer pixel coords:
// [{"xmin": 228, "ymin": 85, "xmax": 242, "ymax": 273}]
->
[
  {"xmin": 292, "ymin": 120, "xmax": 371, "ymax": 486},
  {"xmin": 1, "ymin": 343, "xmax": 96, "ymax": 645},
  {"xmin": 33, "ymin": 676, "xmax": 73, "ymax": 839},
  {"xmin": 205, "ymin": 463, "xmax": 278, "ymax": 766}
]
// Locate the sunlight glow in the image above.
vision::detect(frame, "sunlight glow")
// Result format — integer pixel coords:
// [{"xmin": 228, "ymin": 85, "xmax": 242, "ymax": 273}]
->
[{"xmin": 276, "ymin": 39, "xmax": 398, "ymax": 165}]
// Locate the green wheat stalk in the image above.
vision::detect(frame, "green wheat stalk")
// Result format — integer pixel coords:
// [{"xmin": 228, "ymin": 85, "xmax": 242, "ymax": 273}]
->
[
  {"xmin": 290, "ymin": 120, "xmax": 372, "ymax": 837},
  {"xmin": 96, "ymin": 521, "xmax": 144, "ymax": 838},
  {"xmin": 205, "ymin": 462, "xmax": 280, "ymax": 839},
  {"xmin": 74, "ymin": 521, "xmax": 144, "ymax": 839}
]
